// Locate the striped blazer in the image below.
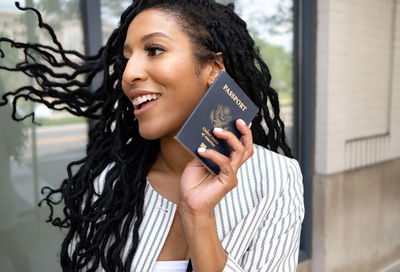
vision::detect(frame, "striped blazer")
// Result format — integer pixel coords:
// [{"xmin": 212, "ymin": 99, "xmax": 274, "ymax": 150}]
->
[{"xmin": 70, "ymin": 144, "xmax": 304, "ymax": 271}]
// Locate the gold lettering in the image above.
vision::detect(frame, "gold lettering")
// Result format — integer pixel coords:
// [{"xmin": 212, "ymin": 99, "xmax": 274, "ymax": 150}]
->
[
  {"xmin": 221, "ymin": 84, "xmax": 248, "ymax": 112},
  {"xmin": 200, "ymin": 142, "xmax": 207, "ymax": 148},
  {"xmin": 202, "ymin": 126, "xmax": 219, "ymax": 145},
  {"xmin": 238, "ymin": 103, "xmax": 247, "ymax": 112},
  {"xmin": 204, "ymin": 135, "xmax": 215, "ymax": 147}
]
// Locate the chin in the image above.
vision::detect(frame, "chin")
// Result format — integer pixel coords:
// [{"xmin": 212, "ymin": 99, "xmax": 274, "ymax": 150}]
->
[
  {"xmin": 138, "ymin": 129, "xmax": 160, "ymax": 141},
  {"xmin": 138, "ymin": 124, "xmax": 165, "ymax": 140},
  {"xmin": 138, "ymin": 123, "xmax": 180, "ymax": 141}
]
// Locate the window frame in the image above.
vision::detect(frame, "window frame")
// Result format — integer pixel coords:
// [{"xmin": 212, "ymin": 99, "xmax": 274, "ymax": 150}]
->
[{"xmin": 293, "ymin": 0, "xmax": 315, "ymax": 262}]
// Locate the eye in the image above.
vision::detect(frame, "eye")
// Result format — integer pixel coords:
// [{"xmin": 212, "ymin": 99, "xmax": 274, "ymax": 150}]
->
[{"xmin": 145, "ymin": 44, "xmax": 165, "ymax": 56}]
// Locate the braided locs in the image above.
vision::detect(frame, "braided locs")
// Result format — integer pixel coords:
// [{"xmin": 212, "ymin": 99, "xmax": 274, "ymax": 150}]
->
[{"xmin": 0, "ymin": 1, "xmax": 292, "ymax": 271}]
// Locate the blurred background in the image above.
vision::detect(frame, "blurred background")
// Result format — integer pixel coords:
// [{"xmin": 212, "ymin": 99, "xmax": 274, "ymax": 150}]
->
[{"xmin": 0, "ymin": 0, "xmax": 398, "ymax": 271}]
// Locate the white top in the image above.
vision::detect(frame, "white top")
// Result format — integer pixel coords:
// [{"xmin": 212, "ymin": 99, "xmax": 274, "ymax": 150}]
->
[{"xmin": 152, "ymin": 260, "xmax": 189, "ymax": 272}]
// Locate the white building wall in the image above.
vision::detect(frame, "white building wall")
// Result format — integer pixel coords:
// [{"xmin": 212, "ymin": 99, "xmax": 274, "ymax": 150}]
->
[
  {"xmin": 315, "ymin": 0, "xmax": 400, "ymax": 174},
  {"xmin": 390, "ymin": 1, "xmax": 400, "ymax": 160}
]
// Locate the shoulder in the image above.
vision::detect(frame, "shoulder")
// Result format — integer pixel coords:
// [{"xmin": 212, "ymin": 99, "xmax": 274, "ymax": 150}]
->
[
  {"xmin": 214, "ymin": 144, "xmax": 303, "ymax": 242},
  {"xmin": 219, "ymin": 145, "xmax": 304, "ymax": 270},
  {"xmin": 237, "ymin": 143, "xmax": 302, "ymax": 201}
]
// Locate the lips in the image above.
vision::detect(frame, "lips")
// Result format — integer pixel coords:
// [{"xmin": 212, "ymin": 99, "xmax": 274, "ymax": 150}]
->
[
  {"xmin": 132, "ymin": 93, "xmax": 161, "ymax": 109},
  {"xmin": 129, "ymin": 92, "xmax": 161, "ymax": 116}
]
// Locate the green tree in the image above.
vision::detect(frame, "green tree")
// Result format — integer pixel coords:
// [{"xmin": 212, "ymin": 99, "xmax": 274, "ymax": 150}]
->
[
  {"xmin": 102, "ymin": 0, "xmax": 132, "ymax": 17},
  {"xmin": 0, "ymin": 33, "xmax": 24, "ymax": 93},
  {"xmin": 0, "ymin": 33, "xmax": 26, "ymax": 161},
  {"xmin": 36, "ymin": 0, "xmax": 79, "ymax": 30},
  {"xmin": 263, "ymin": 0, "xmax": 293, "ymax": 35},
  {"xmin": 217, "ymin": 0, "xmax": 235, "ymax": 5},
  {"xmin": 241, "ymin": 0, "xmax": 294, "ymax": 106},
  {"xmin": 255, "ymin": 37, "xmax": 292, "ymax": 94}
]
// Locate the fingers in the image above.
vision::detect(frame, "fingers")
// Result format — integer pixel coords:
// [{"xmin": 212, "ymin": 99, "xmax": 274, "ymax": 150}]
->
[
  {"xmin": 213, "ymin": 119, "xmax": 253, "ymax": 167},
  {"xmin": 197, "ymin": 148, "xmax": 234, "ymax": 179},
  {"xmin": 197, "ymin": 148, "xmax": 238, "ymax": 194},
  {"xmin": 235, "ymin": 119, "xmax": 254, "ymax": 159},
  {"xmin": 198, "ymin": 119, "xmax": 254, "ymax": 172},
  {"xmin": 212, "ymin": 130, "xmax": 243, "ymax": 171}
]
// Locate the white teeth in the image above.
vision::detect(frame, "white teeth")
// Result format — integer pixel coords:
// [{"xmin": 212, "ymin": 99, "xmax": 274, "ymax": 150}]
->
[{"xmin": 132, "ymin": 93, "xmax": 160, "ymax": 107}]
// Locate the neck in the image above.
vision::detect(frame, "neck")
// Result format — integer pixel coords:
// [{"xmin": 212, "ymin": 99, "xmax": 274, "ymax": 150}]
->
[{"xmin": 155, "ymin": 135, "xmax": 194, "ymax": 179}]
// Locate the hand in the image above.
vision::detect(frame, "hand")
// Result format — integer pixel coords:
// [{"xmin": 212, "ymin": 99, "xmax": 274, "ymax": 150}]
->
[{"xmin": 178, "ymin": 119, "xmax": 254, "ymax": 216}]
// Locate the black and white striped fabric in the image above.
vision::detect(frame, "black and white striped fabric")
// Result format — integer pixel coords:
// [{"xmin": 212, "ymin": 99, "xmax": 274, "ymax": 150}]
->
[{"xmin": 69, "ymin": 144, "xmax": 305, "ymax": 271}]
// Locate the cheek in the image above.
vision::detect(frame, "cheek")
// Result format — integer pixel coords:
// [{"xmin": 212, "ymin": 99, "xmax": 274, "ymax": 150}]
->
[{"xmin": 153, "ymin": 59, "xmax": 189, "ymax": 83}]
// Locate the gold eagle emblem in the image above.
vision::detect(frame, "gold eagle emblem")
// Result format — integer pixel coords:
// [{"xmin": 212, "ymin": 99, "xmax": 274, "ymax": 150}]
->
[{"xmin": 210, "ymin": 104, "xmax": 232, "ymax": 130}]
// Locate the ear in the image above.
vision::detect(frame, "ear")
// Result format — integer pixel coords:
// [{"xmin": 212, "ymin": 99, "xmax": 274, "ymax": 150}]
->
[{"xmin": 207, "ymin": 52, "xmax": 225, "ymax": 87}]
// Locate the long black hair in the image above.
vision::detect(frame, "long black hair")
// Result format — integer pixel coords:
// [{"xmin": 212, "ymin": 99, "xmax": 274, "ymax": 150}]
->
[{"xmin": 0, "ymin": 0, "xmax": 293, "ymax": 271}]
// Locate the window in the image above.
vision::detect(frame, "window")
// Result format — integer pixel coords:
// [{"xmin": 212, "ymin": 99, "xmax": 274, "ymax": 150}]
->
[
  {"xmin": 0, "ymin": 2, "xmax": 311, "ymax": 271},
  {"xmin": 0, "ymin": 1, "xmax": 87, "ymax": 270}
]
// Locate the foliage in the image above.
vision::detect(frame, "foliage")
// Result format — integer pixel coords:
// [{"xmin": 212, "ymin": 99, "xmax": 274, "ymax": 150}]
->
[
  {"xmin": 0, "ymin": 32, "xmax": 26, "ymax": 161},
  {"xmin": 255, "ymin": 37, "xmax": 292, "ymax": 94},
  {"xmin": 0, "ymin": 33, "xmax": 20, "ymax": 91},
  {"xmin": 217, "ymin": 0, "xmax": 235, "ymax": 5},
  {"xmin": 259, "ymin": 0, "xmax": 293, "ymax": 35},
  {"xmin": 102, "ymin": 0, "xmax": 132, "ymax": 17},
  {"xmin": 36, "ymin": 0, "xmax": 79, "ymax": 19},
  {"xmin": 35, "ymin": 0, "xmax": 78, "ymax": 30}
]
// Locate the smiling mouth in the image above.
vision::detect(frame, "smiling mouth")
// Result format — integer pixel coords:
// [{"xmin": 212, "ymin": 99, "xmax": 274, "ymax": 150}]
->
[{"xmin": 132, "ymin": 93, "xmax": 161, "ymax": 109}]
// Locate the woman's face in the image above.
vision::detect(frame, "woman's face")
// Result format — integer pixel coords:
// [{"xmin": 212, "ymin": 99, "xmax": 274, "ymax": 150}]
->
[{"xmin": 122, "ymin": 9, "xmax": 214, "ymax": 140}]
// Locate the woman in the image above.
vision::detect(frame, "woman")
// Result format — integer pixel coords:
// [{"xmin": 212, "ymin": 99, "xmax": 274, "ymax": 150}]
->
[{"xmin": 0, "ymin": 1, "xmax": 304, "ymax": 271}]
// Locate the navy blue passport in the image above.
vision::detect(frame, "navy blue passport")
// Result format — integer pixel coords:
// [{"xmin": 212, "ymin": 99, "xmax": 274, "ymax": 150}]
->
[{"xmin": 175, "ymin": 71, "xmax": 258, "ymax": 175}]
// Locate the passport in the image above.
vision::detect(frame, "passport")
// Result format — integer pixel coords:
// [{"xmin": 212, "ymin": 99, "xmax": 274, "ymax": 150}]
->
[{"xmin": 175, "ymin": 71, "xmax": 258, "ymax": 175}]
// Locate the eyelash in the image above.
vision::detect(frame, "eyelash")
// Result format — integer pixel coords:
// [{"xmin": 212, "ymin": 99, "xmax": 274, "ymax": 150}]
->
[
  {"xmin": 122, "ymin": 43, "xmax": 165, "ymax": 60},
  {"xmin": 144, "ymin": 43, "xmax": 165, "ymax": 56}
]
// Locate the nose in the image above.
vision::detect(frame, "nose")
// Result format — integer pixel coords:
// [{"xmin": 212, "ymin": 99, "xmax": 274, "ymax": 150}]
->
[{"xmin": 122, "ymin": 56, "xmax": 148, "ymax": 84}]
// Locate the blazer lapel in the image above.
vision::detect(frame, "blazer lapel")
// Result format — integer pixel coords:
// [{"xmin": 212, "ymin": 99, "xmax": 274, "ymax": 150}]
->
[{"xmin": 127, "ymin": 182, "xmax": 177, "ymax": 272}]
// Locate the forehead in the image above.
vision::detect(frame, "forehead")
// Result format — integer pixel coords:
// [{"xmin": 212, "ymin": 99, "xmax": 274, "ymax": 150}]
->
[{"xmin": 125, "ymin": 9, "xmax": 187, "ymax": 43}]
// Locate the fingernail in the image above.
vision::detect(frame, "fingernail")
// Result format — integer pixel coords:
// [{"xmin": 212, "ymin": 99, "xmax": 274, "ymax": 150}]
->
[
  {"xmin": 249, "ymin": 122, "xmax": 252, "ymax": 128},
  {"xmin": 238, "ymin": 119, "xmax": 246, "ymax": 125},
  {"xmin": 213, "ymin": 127, "xmax": 223, "ymax": 133},
  {"xmin": 197, "ymin": 147, "xmax": 206, "ymax": 153}
]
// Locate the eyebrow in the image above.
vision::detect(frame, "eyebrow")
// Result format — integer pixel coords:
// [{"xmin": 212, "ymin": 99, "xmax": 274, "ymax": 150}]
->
[
  {"xmin": 141, "ymin": 32, "xmax": 173, "ymax": 42},
  {"xmin": 123, "ymin": 32, "xmax": 173, "ymax": 52}
]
